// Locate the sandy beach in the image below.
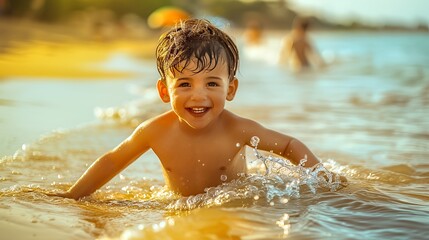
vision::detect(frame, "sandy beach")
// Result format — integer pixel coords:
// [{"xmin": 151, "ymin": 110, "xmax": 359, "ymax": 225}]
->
[{"xmin": 0, "ymin": 18, "xmax": 158, "ymax": 78}]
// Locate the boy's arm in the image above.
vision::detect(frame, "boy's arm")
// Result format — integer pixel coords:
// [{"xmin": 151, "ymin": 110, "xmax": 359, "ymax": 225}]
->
[
  {"xmin": 60, "ymin": 126, "xmax": 149, "ymax": 200},
  {"xmin": 282, "ymin": 136, "xmax": 347, "ymax": 185},
  {"xmin": 243, "ymin": 119, "xmax": 320, "ymax": 167},
  {"xmin": 281, "ymin": 137, "xmax": 319, "ymax": 167},
  {"xmin": 243, "ymin": 119, "xmax": 347, "ymax": 185}
]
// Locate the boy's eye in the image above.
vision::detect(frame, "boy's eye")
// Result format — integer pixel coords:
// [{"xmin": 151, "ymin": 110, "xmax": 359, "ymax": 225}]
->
[
  {"xmin": 178, "ymin": 82, "xmax": 190, "ymax": 87},
  {"xmin": 207, "ymin": 82, "xmax": 219, "ymax": 87}
]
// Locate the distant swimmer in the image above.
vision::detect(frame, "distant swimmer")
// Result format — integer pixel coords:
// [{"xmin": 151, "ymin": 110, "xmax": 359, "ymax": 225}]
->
[
  {"xmin": 243, "ymin": 20, "xmax": 263, "ymax": 46},
  {"xmin": 279, "ymin": 17, "xmax": 325, "ymax": 72}
]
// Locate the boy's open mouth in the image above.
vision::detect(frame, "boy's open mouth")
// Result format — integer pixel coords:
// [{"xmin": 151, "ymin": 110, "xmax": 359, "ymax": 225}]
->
[{"xmin": 187, "ymin": 107, "xmax": 209, "ymax": 115}]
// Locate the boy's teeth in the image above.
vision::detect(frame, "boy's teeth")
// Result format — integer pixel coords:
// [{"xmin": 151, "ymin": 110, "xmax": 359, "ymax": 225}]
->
[{"xmin": 192, "ymin": 108, "xmax": 205, "ymax": 113}]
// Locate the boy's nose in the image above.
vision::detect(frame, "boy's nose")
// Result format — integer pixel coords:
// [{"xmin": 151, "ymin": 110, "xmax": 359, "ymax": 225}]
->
[{"xmin": 190, "ymin": 88, "xmax": 208, "ymax": 101}]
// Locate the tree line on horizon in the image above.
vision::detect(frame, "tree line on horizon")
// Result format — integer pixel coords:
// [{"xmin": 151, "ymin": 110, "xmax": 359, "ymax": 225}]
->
[{"xmin": 1, "ymin": 0, "xmax": 426, "ymax": 31}]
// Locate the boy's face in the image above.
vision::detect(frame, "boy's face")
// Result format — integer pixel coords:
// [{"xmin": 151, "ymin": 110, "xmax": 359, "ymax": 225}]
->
[{"xmin": 157, "ymin": 57, "xmax": 238, "ymax": 130}]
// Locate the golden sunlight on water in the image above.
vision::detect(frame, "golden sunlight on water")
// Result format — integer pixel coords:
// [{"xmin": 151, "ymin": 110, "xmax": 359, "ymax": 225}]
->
[
  {"xmin": 0, "ymin": 40, "xmax": 156, "ymax": 79},
  {"xmin": 105, "ymin": 208, "xmax": 290, "ymax": 240},
  {"xmin": 1, "ymin": 17, "xmax": 429, "ymax": 240}
]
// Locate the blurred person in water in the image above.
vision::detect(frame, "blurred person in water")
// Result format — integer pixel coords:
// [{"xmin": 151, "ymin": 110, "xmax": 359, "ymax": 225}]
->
[
  {"xmin": 279, "ymin": 17, "xmax": 325, "ymax": 72},
  {"xmin": 53, "ymin": 19, "xmax": 345, "ymax": 199},
  {"xmin": 243, "ymin": 19, "xmax": 264, "ymax": 46}
]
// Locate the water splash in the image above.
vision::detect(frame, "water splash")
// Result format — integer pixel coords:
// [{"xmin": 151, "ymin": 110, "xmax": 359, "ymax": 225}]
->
[
  {"xmin": 249, "ymin": 136, "xmax": 342, "ymax": 193},
  {"xmin": 167, "ymin": 136, "xmax": 345, "ymax": 211}
]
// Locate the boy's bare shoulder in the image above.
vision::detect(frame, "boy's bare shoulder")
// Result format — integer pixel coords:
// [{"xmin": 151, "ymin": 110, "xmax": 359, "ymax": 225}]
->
[
  {"xmin": 134, "ymin": 110, "xmax": 176, "ymax": 134},
  {"xmin": 222, "ymin": 110, "xmax": 264, "ymax": 129}
]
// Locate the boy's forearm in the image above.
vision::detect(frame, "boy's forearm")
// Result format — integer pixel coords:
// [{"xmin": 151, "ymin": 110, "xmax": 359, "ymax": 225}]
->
[
  {"xmin": 66, "ymin": 153, "xmax": 123, "ymax": 200},
  {"xmin": 283, "ymin": 138, "xmax": 320, "ymax": 167}
]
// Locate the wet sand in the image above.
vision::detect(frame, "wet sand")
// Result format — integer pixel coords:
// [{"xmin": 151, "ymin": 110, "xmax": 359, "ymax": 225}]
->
[{"xmin": 0, "ymin": 18, "xmax": 158, "ymax": 79}]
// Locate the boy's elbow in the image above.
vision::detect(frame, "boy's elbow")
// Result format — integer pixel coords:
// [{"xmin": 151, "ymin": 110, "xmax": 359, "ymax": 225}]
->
[{"xmin": 283, "ymin": 138, "xmax": 320, "ymax": 167}]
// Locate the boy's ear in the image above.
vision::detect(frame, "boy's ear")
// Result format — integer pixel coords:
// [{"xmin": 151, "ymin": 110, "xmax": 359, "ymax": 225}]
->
[
  {"xmin": 226, "ymin": 77, "xmax": 239, "ymax": 101},
  {"xmin": 157, "ymin": 79, "xmax": 170, "ymax": 103}
]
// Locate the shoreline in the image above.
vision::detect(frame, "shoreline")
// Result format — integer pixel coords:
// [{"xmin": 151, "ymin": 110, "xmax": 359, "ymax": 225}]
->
[{"xmin": 0, "ymin": 18, "xmax": 158, "ymax": 79}]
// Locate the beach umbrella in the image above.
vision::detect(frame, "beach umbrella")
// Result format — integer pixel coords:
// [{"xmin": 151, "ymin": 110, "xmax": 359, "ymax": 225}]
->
[{"xmin": 147, "ymin": 6, "xmax": 190, "ymax": 29}]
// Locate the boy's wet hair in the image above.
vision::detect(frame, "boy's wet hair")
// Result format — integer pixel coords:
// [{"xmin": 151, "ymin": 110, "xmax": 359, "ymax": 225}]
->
[{"xmin": 156, "ymin": 19, "xmax": 239, "ymax": 81}]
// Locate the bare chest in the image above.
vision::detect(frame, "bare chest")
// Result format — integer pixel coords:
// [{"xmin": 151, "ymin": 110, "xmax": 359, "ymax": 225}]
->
[
  {"xmin": 152, "ymin": 137, "xmax": 247, "ymax": 195},
  {"xmin": 158, "ymin": 139, "xmax": 243, "ymax": 171}
]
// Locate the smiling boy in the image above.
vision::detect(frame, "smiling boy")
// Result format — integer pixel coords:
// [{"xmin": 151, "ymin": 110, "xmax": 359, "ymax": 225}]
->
[{"xmin": 58, "ymin": 19, "xmax": 324, "ymax": 199}]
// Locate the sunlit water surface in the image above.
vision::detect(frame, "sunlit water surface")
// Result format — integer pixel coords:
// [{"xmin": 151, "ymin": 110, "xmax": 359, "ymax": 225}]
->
[{"xmin": 1, "ymin": 31, "xmax": 429, "ymax": 239}]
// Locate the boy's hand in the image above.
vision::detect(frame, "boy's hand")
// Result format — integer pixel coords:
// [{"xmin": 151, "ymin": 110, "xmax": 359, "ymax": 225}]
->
[
  {"xmin": 45, "ymin": 190, "xmax": 77, "ymax": 200},
  {"xmin": 317, "ymin": 171, "xmax": 348, "ymax": 188},
  {"xmin": 339, "ymin": 175, "xmax": 348, "ymax": 187}
]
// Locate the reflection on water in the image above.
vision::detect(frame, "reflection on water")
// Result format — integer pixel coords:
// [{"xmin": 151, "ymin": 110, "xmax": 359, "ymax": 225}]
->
[
  {"xmin": 0, "ymin": 40, "xmax": 156, "ymax": 79},
  {"xmin": 1, "ymin": 31, "xmax": 429, "ymax": 239}
]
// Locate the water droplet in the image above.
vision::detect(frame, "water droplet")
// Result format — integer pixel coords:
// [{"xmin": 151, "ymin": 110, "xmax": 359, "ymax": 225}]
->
[
  {"xmin": 253, "ymin": 195, "xmax": 260, "ymax": 200},
  {"xmin": 202, "ymin": 163, "xmax": 205, "ymax": 167},
  {"xmin": 276, "ymin": 213, "xmax": 290, "ymax": 230},
  {"xmin": 228, "ymin": 158, "xmax": 231, "ymax": 162},
  {"xmin": 152, "ymin": 223, "xmax": 160, "ymax": 232},
  {"xmin": 197, "ymin": 159, "xmax": 201, "ymax": 162},
  {"xmin": 270, "ymin": 201, "xmax": 275, "ymax": 206},
  {"xmin": 137, "ymin": 224, "xmax": 145, "ymax": 230},
  {"xmin": 282, "ymin": 213, "xmax": 290, "ymax": 221},
  {"xmin": 167, "ymin": 218, "xmax": 175, "ymax": 226},
  {"xmin": 250, "ymin": 136, "xmax": 260, "ymax": 147},
  {"xmin": 220, "ymin": 175, "xmax": 227, "ymax": 181},
  {"xmin": 236, "ymin": 142, "xmax": 240, "ymax": 147},
  {"xmin": 159, "ymin": 221, "xmax": 166, "ymax": 229},
  {"xmin": 280, "ymin": 198, "xmax": 289, "ymax": 204}
]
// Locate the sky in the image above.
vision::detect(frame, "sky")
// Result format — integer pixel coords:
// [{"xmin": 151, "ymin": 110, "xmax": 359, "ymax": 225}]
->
[{"xmin": 286, "ymin": 0, "xmax": 429, "ymax": 27}]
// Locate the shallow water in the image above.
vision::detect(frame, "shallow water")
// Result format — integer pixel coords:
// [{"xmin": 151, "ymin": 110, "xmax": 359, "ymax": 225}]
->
[{"xmin": 1, "ymin": 31, "xmax": 429, "ymax": 239}]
